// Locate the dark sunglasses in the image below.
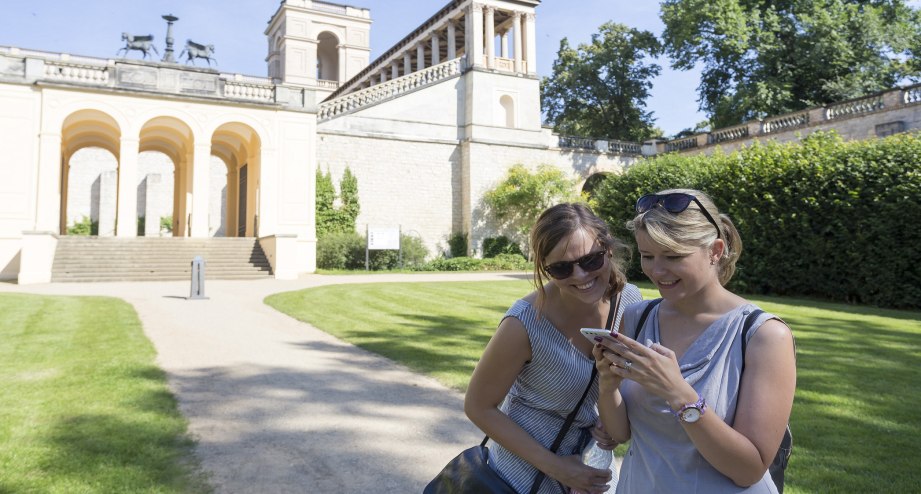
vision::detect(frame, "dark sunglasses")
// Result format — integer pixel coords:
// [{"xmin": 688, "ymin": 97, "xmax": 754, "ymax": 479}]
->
[
  {"xmin": 544, "ymin": 250, "xmax": 607, "ymax": 280},
  {"xmin": 635, "ymin": 193, "xmax": 722, "ymax": 239}
]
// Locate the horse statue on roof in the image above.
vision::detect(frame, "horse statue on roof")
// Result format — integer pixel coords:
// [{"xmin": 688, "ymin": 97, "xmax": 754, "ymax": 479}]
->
[
  {"xmin": 179, "ymin": 40, "xmax": 217, "ymax": 66},
  {"xmin": 117, "ymin": 33, "xmax": 159, "ymax": 59}
]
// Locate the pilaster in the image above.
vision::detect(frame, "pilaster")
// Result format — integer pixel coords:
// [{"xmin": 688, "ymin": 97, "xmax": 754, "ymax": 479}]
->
[
  {"xmin": 35, "ymin": 131, "xmax": 62, "ymax": 232},
  {"xmin": 485, "ymin": 7, "xmax": 495, "ymax": 69},
  {"xmin": 190, "ymin": 142, "xmax": 211, "ymax": 237}
]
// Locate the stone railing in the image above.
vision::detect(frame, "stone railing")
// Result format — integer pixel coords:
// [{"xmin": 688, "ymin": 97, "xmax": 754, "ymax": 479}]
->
[
  {"xmin": 318, "ymin": 57, "xmax": 465, "ymax": 121},
  {"xmin": 904, "ymin": 85, "xmax": 921, "ymax": 104},
  {"xmin": 665, "ymin": 136, "xmax": 699, "ymax": 152},
  {"xmin": 557, "ymin": 136, "xmax": 642, "ymax": 155},
  {"xmin": 224, "ymin": 80, "xmax": 275, "ymax": 102},
  {"xmin": 0, "ymin": 47, "xmax": 313, "ymax": 111},
  {"xmin": 43, "ymin": 60, "xmax": 110, "ymax": 84},
  {"xmin": 763, "ymin": 111, "xmax": 809, "ymax": 134},
  {"xmin": 826, "ymin": 94, "xmax": 885, "ymax": 120},
  {"xmin": 708, "ymin": 123, "xmax": 749, "ymax": 144},
  {"xmin": 317, "ymin": 79, "xmax": 339, "ymax": 90}
]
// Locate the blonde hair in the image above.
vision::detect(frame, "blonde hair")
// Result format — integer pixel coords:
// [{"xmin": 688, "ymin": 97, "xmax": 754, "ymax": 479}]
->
[
  {"xmin": 627, "ymin": 188, "xmax": 742, "ymax": 285},
  {"xmin": 530, "ymin": 203, "xmax": 630, "ymax": 313}
]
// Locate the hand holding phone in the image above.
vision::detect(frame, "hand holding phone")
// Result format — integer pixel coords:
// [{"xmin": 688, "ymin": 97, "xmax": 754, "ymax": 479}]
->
[{"xmin": 579, "ymin": 327, "xmax": 617, "ymax": 344}]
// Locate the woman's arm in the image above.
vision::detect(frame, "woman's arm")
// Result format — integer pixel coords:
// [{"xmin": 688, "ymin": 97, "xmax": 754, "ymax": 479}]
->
[
  {"xmin": 464, "ymin": 317, "xmax": 612, "ymax": 494},
  {"xmin": 592, "ymin": 324, "xmax": 631, "ymax": 443},
  {"xmin": 605, "ymin": 319, "xmax": 796, "ymax": 486}
]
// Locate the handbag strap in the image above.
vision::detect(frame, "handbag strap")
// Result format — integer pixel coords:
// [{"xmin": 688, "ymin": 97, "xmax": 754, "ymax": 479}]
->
[{"xmin": 482, "ymin": 291, "xmax": 617, "ymax": 494}]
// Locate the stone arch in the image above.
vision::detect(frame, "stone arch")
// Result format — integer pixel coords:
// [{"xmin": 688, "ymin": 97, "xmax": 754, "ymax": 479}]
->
[
  {"xmin": 581, "ymin": 172, "xmax": 609, "ymax": 197},
  {"xmin": 211, "ymin": 121, "xmax": 262, "ymax": 237},
  {"xmin": 60, "ymin": 109, "xmax": 122, "ymax": 235},
  {"xmin": 317, "ymin": 31, "xmax": 340, "ymax": 82},
  {"xmin": 139, "ymin": 116, "xmax": 193, "ymax": 237},
  {"xmin": 500, "ymin": 94, "xmax": 516, "ymax": 128}
]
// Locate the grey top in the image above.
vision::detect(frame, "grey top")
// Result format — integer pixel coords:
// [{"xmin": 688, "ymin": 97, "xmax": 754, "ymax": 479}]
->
[
  {"xmin": 490, "ymin": 284, "xmax": 643, "ymax": 494},
  {"xmin": 616, "ymin": 300, "xmax": 779, "ymax": 494}
]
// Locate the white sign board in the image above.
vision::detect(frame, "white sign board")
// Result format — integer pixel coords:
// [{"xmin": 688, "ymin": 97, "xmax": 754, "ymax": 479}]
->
[{"xmin": 368, "ymin": 227, "xmax": 400, "ymax": 250}]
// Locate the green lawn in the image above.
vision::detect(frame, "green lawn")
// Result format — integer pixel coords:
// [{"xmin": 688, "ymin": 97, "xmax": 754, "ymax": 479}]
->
[
  {"xmin": 266, "ymin": 280, "xmax": 921, "ymax": 493},
  {"xmin": 0, "ymin": 293, "xmax": 210, "ymax": 494}
]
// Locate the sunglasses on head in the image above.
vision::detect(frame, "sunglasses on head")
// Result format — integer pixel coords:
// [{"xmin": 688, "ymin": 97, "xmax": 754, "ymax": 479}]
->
[
  {"xmin": 635, "ymin": 193, "xmax": 722, "ymax": 239},
  {"xmin": 544, "ymin": 249, "xmax": 607, "ymax": 280}
]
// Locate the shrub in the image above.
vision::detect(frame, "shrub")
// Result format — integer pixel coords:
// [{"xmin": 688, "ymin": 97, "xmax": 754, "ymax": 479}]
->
[
  {"xmin": 592, "ymin": 131, "xmax": 921, "ymax": 309},
  {"xmin": 67, "ymin": 216, "xmax": 98, "ymax": 236},
  {"xmin": 316, "ymin": 231, "xmax": 365, "ymax": 270},
  {"xmin": 160, "ymin": 216, "xmax": 173, "ymax": 234},
  {"xmin": 480, "ymin": 253, "xmax": 532, "ymax": 271},
  {"xmin": 482, "ymin": 236, "xmax": 523, "ymax": 258},
  {"xmin": 447, "ymin": 232, "xmax": 468, "ymax": 257},
  {"xmin": 137, "ymin": 216, "xmax": 146, "ymax": 236},
  {"xmin": 421, "ymin": 257, "xmax": 483, "ymax": 271}
]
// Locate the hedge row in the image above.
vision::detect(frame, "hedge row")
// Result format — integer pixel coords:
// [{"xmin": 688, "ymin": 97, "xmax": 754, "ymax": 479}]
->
[{"xmin": 593, "ymin": 131, "xmax": 921, "ymax": 310}]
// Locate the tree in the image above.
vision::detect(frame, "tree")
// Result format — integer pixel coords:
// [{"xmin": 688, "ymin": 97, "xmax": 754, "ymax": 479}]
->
[
  {"xmin": 315, "ymin": 169, "xmax": 336, "ymax": 237},
  {"xmin": 339, "ymin": 166, "xmax": 360, "ymax": 232},
  {"xmin": 661, "ymin": 0, "xmax": 921, "ymax": 128},
  {"xmin": 482, "ymin": 164, "xmax": 582, "ymax": 248},
  {"xmin": 541, "ymin": 22, "xmax": 663, "ymax": 141}
]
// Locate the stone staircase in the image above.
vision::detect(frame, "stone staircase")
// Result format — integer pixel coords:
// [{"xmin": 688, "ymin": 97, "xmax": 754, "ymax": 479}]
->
[{"xmin": 51, "ymin": 236, "xmax": 273, "ymax": 282}]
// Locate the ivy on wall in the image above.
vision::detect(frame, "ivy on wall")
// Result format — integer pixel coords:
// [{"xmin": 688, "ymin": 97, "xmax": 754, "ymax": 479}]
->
[{"xmin": 316, "ymin": 166, "xmax": 360, "ymax": 238}]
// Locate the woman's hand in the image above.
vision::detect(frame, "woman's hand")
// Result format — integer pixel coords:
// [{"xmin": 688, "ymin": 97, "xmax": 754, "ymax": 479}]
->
[
  {"xmin": 595, "ymin": 332, "xmax": 695, "ymax": 406},
  {"xmin": 589, "ymin": 419, "xmax": 617, "ymax": 451},
  {"xmin": 547, "ymin": 455, "xmax": 613, "ymax": 494}
]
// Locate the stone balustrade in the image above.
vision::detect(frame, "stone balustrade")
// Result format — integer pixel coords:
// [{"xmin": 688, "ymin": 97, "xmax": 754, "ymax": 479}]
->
[
  {"xmin": 43, "ymin": 60, "xmax": 110, "ymax": 84},
  {"xmin": 826, "ymin": 94, "xmax": 885, "ymax": 120},
  {"xmin": 224, "ymin": 81, "xmax": 275, "ymax": 102},
  {"xmin": 665, "ymin": 136, "xmax": 699, "ymax": 152},
  {"xmin": 556, "ymin": 136, "xmax": 642, "ymax": 155},
  {"xmin": 763, "ymin": 111, "xmax": 809, "ymax": 134},
  {"xmin": 708, "ymin": 123, "xmax": 749, "ymax": 144},
  {"xmin": 0, "ymin": 47, "xmax": 313, "ymax": 110},
  {"xmin": 318, "ymin": 57, "xmax": 465, "ymax": 121}
]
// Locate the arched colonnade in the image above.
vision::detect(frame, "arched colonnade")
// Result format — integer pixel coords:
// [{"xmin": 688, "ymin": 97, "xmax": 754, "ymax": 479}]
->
[{"xmin": 52, "ymin": 105, "xmax": 264, "ymax": 239}]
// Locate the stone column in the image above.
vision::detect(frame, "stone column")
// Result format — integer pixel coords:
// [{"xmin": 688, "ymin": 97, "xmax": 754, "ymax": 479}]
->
[
  {"xmin": 416, "ymin": 43, "xmax": 426, "ymax": 71},
  {"xmin": 485, "ymin": 6, "xmax": 495, "ymax": 69},
  {"xmin": 115, "ymin": 137, "xmax": 139, "ymax": 237},
  {"xmin": 190, "ymin": 142, "xmax": 211, "ymax": 237},
  {"xmin": 467, "ymin": 3, "xmax": 484, "ymax": 67},
  {"xmin": 338, "ymin": 44, "xmax": 347, "ymax": 83},
  {"xmin": 447, "ymin": 21, "xmax": 456, "ymax": 60},
  {"xmin": 500, "ymin": 31, "xmax": 509, "ymax": 58},
  {"xmin": 391, "ymin": 62, "xmax": 399, "ymax": 79},
  {"xmin": 380, "ymin": 70, "xmax": 387, "ymax": 84},
  {"xmin": 432, "ymin": 33, "xmax": 441, "ymax": 66},
  {"xmin": 35, "ymin": 130, "xmax": 62, "ymax": 232},
  {"xmin": 525, "ymin": 13, "xmax": 537, "ymax": 74},
  {"xmin": 403, "ymin": 52, "xmax": 412, "ymax": 75},
  {"xmin": 513, "ymin": 12, "xmax": 523, "ymax": 73}
]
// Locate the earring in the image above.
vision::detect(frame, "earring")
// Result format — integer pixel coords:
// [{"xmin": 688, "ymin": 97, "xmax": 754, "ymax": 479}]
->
[{"xmin": 710, "ymin": 258, "xmax": 716, "ymax": 266}]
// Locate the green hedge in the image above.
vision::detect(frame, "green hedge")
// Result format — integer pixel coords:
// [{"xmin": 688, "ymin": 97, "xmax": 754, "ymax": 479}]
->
[
  {"xmin": 593, "ymin": 132, "xmax": 921, "ymax": 309},
  {"xmin": 316, "ymin": 231, "xmax": 429, "ymax": 270}
]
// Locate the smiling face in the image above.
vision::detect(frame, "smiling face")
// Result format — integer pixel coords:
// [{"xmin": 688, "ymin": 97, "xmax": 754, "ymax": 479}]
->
[
  {"xmin": 635, "ymin": 228, "xmax": 718, "ymax": 302},
  {"xmin": 544, "ymin": 228, "xmax": 611, "ymax": 305}
]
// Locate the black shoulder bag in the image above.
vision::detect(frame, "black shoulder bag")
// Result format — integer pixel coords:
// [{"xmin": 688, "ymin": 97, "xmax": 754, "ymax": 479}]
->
[{"xmin": 631, "ymin": 300, "xmax": 793, "ymax": 493}]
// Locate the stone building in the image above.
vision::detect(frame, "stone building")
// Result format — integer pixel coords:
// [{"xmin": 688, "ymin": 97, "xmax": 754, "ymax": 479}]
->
[{"xmin": 2, "ymin": 0, "xmax": 919, "ymax": 282}]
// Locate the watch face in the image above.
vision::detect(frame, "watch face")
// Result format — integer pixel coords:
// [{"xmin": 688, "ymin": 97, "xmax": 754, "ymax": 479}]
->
[{"xmin": 681, "ymin": 407, "xmax": 702, "ymax": 423}]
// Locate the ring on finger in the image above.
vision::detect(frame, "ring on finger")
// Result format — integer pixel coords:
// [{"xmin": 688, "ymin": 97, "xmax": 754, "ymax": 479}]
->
[{"xmin": 624, "ymin": 360, "xmax": 633, "ymax": 371}]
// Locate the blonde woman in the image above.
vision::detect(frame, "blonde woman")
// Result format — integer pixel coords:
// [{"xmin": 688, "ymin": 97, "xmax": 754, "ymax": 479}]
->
[{"xmin": 592, "ymin": 190, "xmax": 796, "ymax": 493}]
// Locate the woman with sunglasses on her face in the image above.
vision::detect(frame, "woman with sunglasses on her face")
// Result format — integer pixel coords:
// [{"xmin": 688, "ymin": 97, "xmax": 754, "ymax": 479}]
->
[
  {"xmin": 592, "ymin": 189, "xmax": 796, "ymax": 493},
  {"xmin": 465, "ymin": 203, "xmax": 643, "ymax": 494}
]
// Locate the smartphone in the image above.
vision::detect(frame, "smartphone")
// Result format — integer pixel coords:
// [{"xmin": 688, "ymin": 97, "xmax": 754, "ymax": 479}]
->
[{"xmin": 579, "ymin": 327, "xmax": 617, "ymax": 344}]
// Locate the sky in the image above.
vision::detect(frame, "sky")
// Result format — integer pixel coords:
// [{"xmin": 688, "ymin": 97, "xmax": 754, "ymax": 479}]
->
[{"xmin": 0, "ymin": 0, "xmax": 705, "ymax": 136}]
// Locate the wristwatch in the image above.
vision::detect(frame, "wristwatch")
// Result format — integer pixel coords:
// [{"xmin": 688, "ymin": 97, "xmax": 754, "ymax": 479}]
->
[{"xmin": 674, "ymin": 395, "xmax": 707, "ymax": 423}]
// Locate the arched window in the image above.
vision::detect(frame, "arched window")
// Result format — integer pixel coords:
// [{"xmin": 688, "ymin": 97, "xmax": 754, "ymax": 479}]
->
[
  {"xmin": 317, "ymin": 31, "xmax": 340, "ymax": 82},
  {"xmin": 500, "ymin": 94, "xmax": 515, "ymax": 128}
]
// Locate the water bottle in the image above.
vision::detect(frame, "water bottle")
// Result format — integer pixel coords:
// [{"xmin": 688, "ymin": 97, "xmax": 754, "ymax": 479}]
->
[{"xmin": 581, "ymin": 439, "xmax": 617, "ymax": 493}]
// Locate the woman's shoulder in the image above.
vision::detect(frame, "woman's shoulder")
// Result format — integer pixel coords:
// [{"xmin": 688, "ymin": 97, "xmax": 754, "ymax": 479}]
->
[{"xmin": 621, "ymin": 283, "xmax": 643, "ymax": 304}]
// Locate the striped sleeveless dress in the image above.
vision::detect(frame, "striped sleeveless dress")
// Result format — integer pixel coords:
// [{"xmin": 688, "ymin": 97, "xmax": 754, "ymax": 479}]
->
[{"xmin": 489, "ymin": 284, "xmax": 643, "ymax": 494}]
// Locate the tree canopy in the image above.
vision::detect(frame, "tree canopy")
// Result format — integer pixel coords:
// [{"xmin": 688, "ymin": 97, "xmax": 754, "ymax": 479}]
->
[
  {"xmin": 661, "ymin": 0, "xmax": 921, "ymax": 128},
  {"xmin": 541, "ymin": 22, "xmax": 663, "ymax": 141}
]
